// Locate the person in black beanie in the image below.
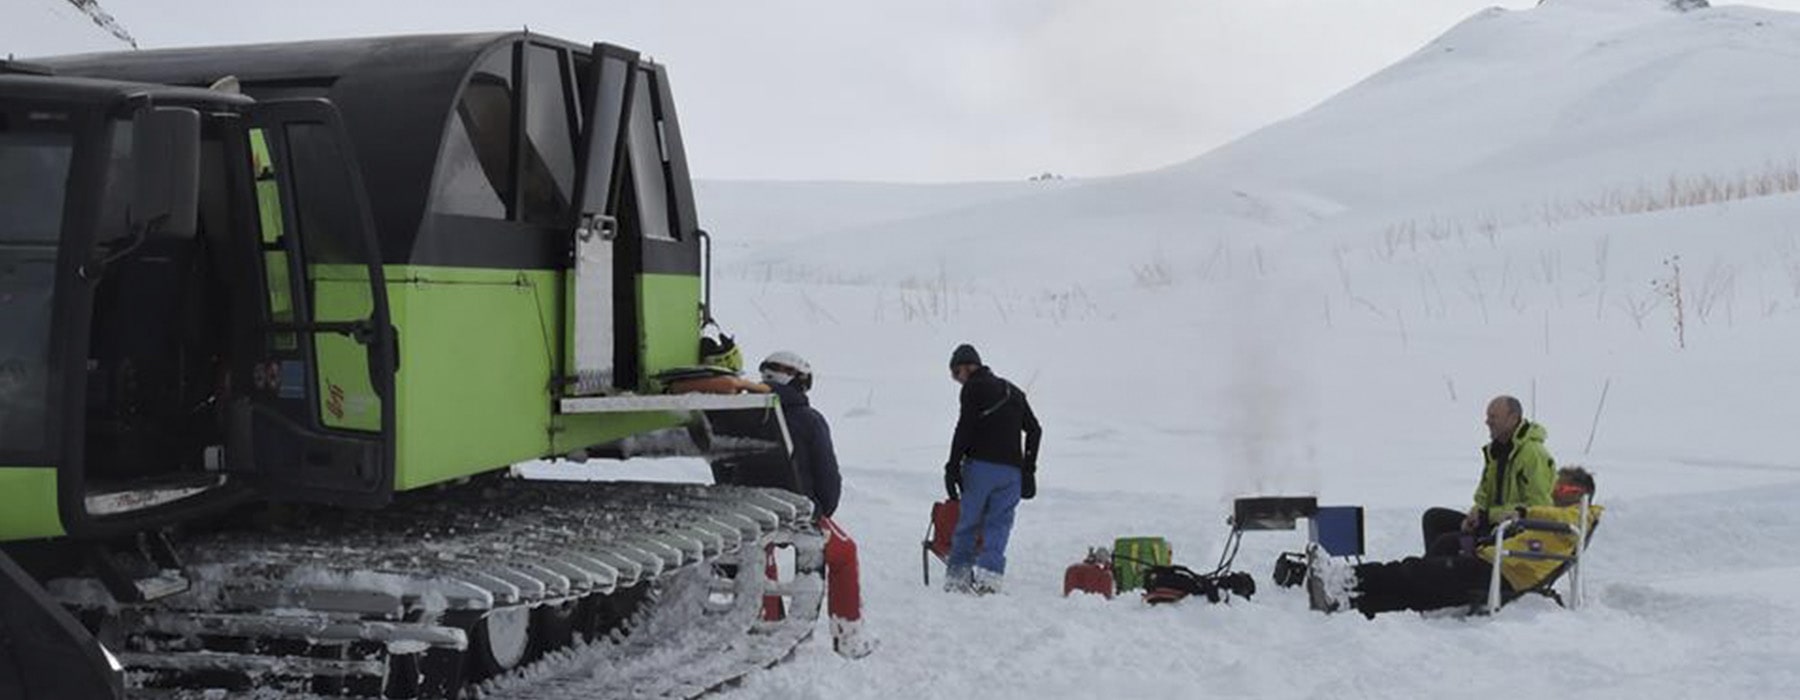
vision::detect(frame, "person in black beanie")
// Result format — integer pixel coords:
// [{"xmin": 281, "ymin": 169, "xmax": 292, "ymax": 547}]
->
[{"xmin": 942, "ymin": 343, "xmax": 1042, "ymax": 594}]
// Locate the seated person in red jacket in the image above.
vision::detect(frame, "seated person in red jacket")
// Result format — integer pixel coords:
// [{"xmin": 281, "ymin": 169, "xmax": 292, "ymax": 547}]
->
[{"xmin": 1310, "ymin": 467, "xmax": 1600, "ymax": 617}]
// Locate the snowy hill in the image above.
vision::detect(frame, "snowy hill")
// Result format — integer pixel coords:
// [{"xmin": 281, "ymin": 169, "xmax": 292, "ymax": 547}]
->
[
  {"xmin": 717, "ymin": 0, "xmax": 1800, "ymax": 287},
  {"xmin": 647, "ymin": 1, "xmax": 1800, "ymax": 698},
  {"xmin": 2, "ymin": 0, "xmax": 136, "ymax": 57},
  {"xmin": 1189, "ymin": 0, "xmax": 1799, "ymax": 224},
  {"xmin": 693, "ymin": 178, "xmax": 1080, "ymax": 274}
]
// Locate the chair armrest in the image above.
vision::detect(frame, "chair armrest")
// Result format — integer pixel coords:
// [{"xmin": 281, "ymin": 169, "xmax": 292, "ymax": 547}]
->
[
  {"xmin": 1497, "ymin": 519, "xmax": 1577, "ymax": 537},
  {"xmin": 1499, "ymin": 551, "xmax": 1575, "ymax": 563}
]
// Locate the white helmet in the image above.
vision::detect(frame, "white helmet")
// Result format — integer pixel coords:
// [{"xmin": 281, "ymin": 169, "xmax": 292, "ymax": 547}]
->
[{"xmin": 759, "ymin": 351, "xmax": 813, "ymax": 390}]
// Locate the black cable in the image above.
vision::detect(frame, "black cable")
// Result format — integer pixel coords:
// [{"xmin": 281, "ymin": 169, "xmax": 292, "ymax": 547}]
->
[{"xmin": 1207, "ymin": 528, "xmax": 1244, "ymax": 577}]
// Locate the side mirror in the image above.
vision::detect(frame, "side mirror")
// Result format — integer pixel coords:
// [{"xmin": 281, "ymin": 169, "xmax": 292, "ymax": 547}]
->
[{"xmin": 130, "ymin": 106, "xmax": 201, "ymax": 238}]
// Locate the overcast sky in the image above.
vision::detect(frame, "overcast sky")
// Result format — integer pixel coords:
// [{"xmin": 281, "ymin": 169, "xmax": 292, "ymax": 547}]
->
[{"xmin": 21, "ymin": 0, "xmax": 1800, "ymax": 182}]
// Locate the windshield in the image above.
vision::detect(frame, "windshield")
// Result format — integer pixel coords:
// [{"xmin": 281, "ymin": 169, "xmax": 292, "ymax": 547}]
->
[
  {"xmin": 0, "ymin": 126, "xmax": 72, "ymax": 455},
  {"xmin": 1, "ymin": 131, "xmax": 73, "ymax": 243}
]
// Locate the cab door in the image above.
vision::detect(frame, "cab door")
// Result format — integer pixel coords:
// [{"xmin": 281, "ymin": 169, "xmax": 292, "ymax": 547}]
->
[
  {"xmin": 226, "ymin": 99, "xmax": 396, "ymax": 507},
  {"xmin": 566, "ymin": 43, "xmax": 638, "ymax": 395},
  {"xmin": 566, "ymin": 49, "xmax": 703, "ymax": 394},
  {"xmin": 619, "ymin": 62, "xmax": 705, "ymax": 386}
]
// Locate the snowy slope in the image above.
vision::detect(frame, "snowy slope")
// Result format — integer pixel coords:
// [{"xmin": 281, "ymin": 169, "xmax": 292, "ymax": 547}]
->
[
  {"xmin": 1191, "ymin": 0, "xmax": 1800, "ymax": 228},
  {"xmin": 694, "ymin": 178, "xmax": 1080, "ymax": 279},
  {"xmin": 719, "ymin": 0, "xmax": 1800, "ymax": 289},
  {"xmin": 695, "ymin": 179, "xmax": 1080, "ymax": 247},
  {"xmin": 1, "ymin": 0, "xmax": 137, "ymax": 57},
  {"xmin": 583, "ymin": 1, "xmax": 1800, "ymax": 698}
]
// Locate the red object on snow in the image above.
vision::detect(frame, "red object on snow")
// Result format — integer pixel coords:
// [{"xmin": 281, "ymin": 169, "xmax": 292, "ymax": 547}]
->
[
  {"xmin": 819, "ymin": 517, "xmax": 862, "ymax": 623},
  {"xmin": 761, "ymin": 543, "xmax": 786, "ymax": 621},
  {"xmin": 922, "ymin": 500, "xmax": 981, "ymax": 585},
  {"xmin": 927, "ymin": 500, "xmax": 960, "ymax": 559},
  {"xmin": 1063, "ymin": 554, "xmax": 1115, "ymax": 599},
  {"xmin": 761, "ymin": 517, "xmax": 863, "ymax": 638}
]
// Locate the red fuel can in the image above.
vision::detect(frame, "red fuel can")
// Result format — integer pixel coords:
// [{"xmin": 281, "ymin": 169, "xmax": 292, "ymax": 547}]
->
[{"xmin": 1064, "ymin": 558, "xmax": 1115, "ymax": 599}]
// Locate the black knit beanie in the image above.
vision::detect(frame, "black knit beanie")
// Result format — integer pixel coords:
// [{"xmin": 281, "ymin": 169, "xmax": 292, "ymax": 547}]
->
[{"xmin": 949, "ymin": 344, "xmax": 982, "ymax": 367}]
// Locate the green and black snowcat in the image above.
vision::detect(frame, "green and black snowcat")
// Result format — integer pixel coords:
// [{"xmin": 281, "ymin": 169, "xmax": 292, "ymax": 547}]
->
[{"xmin": 0, "ymin": 33, "xmax": 820, "ymax": 699}]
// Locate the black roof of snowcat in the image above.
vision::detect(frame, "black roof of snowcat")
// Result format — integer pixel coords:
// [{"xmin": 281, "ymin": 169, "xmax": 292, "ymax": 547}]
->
[
  {"xmin": 33, "ymin": 32, "xmax": 524, "ymax": 89},
  {"xmin": 35, "ymin": 33, "xmax": 591, "ymax": 266},
  {"xmin": 0, "ymin": 71, "xmax": 253, "ymax": 110}
]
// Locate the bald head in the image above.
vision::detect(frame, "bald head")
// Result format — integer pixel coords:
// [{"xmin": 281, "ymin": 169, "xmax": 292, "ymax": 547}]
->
[{"xmin": 1486, "ymin": 395, "xmax": 1523, "ymax": 442}]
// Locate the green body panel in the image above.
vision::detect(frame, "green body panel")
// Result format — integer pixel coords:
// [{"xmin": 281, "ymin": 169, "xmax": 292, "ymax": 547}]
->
[
  {"xmin": 386, "ymin": 266, "xmax": 559, "ymax": 490},
  {"xmin": 385, "ymin": 266, "xmax": 701, "ymax": 491},
  {"xmin": 0, "ymin": 469, "xmax": 65, "ymax": 540},
  {"xmin": 0, "ymin": 265, "xmax": 703, "ymax": 530},
  {"xmin": 312, "ymin": 266, "xmax": 382, "ymax": 432},
  {"xmin": 637, "ymin": 273, "xmax": 704, "ymax": 388}
]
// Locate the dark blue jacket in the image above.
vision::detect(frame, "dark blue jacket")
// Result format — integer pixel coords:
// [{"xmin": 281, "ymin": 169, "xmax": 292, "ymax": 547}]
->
[{"xmin": 771, "ymin": 383, "xmax": 842, "ymax": 518}]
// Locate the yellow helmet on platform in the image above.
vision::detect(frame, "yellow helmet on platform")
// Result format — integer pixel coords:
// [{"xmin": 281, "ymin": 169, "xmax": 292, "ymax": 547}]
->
[{"xmin": 700, "ymin": 332, "xmax": 742, "ymax": 372}]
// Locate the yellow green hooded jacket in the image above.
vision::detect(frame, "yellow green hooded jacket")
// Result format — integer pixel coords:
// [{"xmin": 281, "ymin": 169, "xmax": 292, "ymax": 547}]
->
[
  {"xmin": 1477, "ymin": 502, "xmax": 1602, "ymax": 590},
  {"xmin": 1474, "ymin": 420, "xmax": 1556, "ymax": 522}
]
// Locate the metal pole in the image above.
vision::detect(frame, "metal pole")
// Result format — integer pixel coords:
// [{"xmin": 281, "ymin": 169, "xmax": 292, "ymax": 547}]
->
[
  {"xmin": 1573, "ymin": 494, "xmax": 1591, "ymax": 609},
  {"xmin": 1583, "ymin": 378, "xmax": 1611, "ymax": 455},
  {"xmin": 1488, "ymin": 521, "xmax": 1508, "ymax": 614}
]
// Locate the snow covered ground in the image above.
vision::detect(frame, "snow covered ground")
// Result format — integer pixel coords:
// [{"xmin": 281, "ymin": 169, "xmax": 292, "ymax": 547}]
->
[{"xmin": 569, "ymin": 1, "xmax": 1800, "ymax": 697}]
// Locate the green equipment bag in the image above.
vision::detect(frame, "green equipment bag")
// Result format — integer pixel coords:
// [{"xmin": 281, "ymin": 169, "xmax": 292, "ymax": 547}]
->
[{"xmin": 1111, "ymin": 536, "xmax": 1172, "ymax": 592}]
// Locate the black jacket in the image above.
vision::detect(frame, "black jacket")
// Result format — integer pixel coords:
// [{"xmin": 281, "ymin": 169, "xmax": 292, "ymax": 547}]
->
[
  {"xmin": 771, "ymin": 383, "xmax": 842, "ymax": 518},
  {"xmin": 948, "ymin": 367, "xmax": 1042, "ymax": 470}
]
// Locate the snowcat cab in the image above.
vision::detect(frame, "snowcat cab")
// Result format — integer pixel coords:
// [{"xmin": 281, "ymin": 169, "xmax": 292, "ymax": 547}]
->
[
  {"xmin": 0, "ymin": 61, "xmax": 249, "ymax": 700},
  {"xmin": 0, "ymin": 63, "xmax": 268, "ymax": 544}
]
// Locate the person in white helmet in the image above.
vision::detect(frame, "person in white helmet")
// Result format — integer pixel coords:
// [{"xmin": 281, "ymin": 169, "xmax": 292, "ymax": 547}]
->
[{"xmin": 753, "ymin": 351, "xmax": 874, "ymax": 659}]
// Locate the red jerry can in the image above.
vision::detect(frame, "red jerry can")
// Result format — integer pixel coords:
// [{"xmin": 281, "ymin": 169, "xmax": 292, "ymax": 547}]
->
[
  {"xmin": 1063, "ymin": 549, "xmax": 1115, "ymax": 599},
  {"xmin": 927, "ymin": 500, "xmax": 960, "ymax": 560},
  {"xmin": 922, "ymin": 500, "xmax": 975, "ymax": 585},
  {"xmin": 923, "ymin": 500, "xmax": 994, "ymax": 586}
]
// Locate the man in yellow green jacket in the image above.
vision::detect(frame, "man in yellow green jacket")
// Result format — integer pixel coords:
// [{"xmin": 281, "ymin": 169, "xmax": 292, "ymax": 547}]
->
[
  {"xmin": 1421, "ymin": 395, "xmax": 1557, "ymax": 555},
  {"xmin": 1310, "ymin": 467, "xmax": 1600, "ymax": 617}
]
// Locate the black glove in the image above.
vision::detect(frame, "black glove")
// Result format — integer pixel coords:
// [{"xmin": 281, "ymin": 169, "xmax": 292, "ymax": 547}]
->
[
  {"xmin": 944, "ymin": 462, "xmax": 961, "ymax": 501},
  {"xmin": 1019, "ymin": 456, "xmax": 1038, "ymax": 500}
]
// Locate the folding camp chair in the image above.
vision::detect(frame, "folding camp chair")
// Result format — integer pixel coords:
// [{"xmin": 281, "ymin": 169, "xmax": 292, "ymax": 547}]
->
[{"xmin": 1483, "ymin": 496, "xmax": 1597, "ymax": 614}]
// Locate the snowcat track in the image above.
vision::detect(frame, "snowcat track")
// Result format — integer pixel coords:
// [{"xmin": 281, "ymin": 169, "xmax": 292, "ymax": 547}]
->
[
  {"xmin": 52, "ymin": 479, "xmax": 820, "ymax": 699},
  {"xmin": 474, "ymin": 526, "xmax": 826, "ymax": 699}
]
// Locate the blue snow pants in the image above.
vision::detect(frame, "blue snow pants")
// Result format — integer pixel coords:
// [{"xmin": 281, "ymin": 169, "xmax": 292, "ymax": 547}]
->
[{"xmin": 947, "ymin": 459, "xmax": 1022, "ymax": 574}]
